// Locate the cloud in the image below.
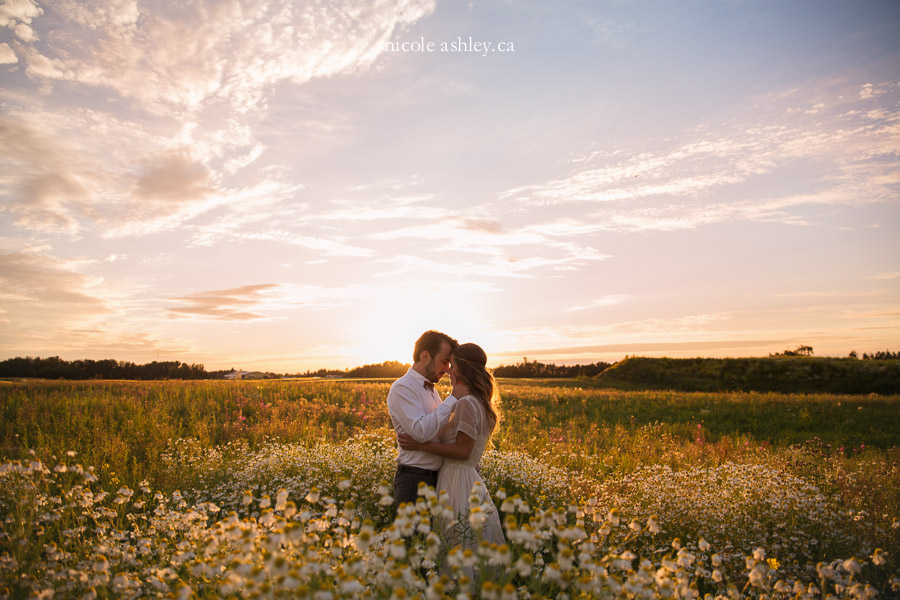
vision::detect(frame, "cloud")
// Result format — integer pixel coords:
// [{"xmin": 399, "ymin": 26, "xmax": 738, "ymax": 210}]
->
[
  {"xmin": 0, "ymin": 0, "xmax": 437, "ymax": 239},
  {"xmin": 0, "ymin": 250, "xmax": 106, "ymax": 307},
  {"xmin": 0, "ymin": 117, "xmax": 98, "ymax": 233},
  {"xmin": 167, "ymin": 284, "xmax": 282, "ymax": 321},
  {"xmin": 871, "ymin": 271, "xmax": 900, "ymax": 280},
  {"xmin": 212, "ymin": 230, "xmax": 375, "ymax": 257},
  {"xmin": 0, "ymin": 249, "xmax": 202, "ymax": 363},
  {"xmin": 14, "ymin": 20, "xmax": 35, "ymax": 41},
  {"xmin": 372, "ymin": 254, "xmax": 531, "ymax": 280},
  {"xmin": 372, "ymin": 217, "xmax": 609, "ymax": 263},
  {"xmin": 0, "ymin": 41, "xmax": 16, "ymax": 63},
  {"xmin": 0, "ymin": 110, "xmax": 236, "ymax": 236},
  {"xmin": 585, "ymin": 16, "xmax": 633, "ymax": 49},
  {"xmin": 19, "ymin": 0, "xmax": 436, "ymax": 114},
  {"xmin": 772, "ymin": 289, "xmax": 893, "ymax": 299},
  {"xmin": 166, "ymin": 282, "xmax": 372, "ymax": 321},
  {"xmin": 857, "ymin": 83, "xmax": 891, "ymax": 100},
  {"xmin": 490, "ymin": 339, "xmax": 781, "ymax": 361},
  {"xmin": 0, "ymin": 0, "xmax": 42, "ymax": 28},
  {"xmin": 369, "ymin": 217, "xmax": 610, "ymax": 279},
  {"xmin": 135, "ymin": 151, "xmax": 213, "ymax": 204},
  {"xmin": 499, "ymin": 81, "xmax": 900, "ymax": 232},
  {"xmin": 567, "ymin": 294, "xmax": 630, "ymax": 312},
  {"xmin": 463, "ymin": 218, "xmax": 504, "ymax": 234}
]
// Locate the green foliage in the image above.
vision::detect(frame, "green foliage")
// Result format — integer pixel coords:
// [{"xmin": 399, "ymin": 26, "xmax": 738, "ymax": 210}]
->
[
  {"xmin": 494, "ymin": 357, "xmax": 611, "ymax": 378},
  {"xmin": 596, "ymin": 356, "xmax": 900, "ymax": 394},
  {"xmin": 0, "ymin": 356, "xmax": 209, "ymax": 379},
  {"xmin": 770, "ymin": 345, "xmax": 815, "ymax": 357},
  {"xmin": 0, "ymin": 380, "xmax": 394, "ymax": 490},
  {"xmin": 344, "ymin": 360, "xmax": 410, "ymax": 378}
]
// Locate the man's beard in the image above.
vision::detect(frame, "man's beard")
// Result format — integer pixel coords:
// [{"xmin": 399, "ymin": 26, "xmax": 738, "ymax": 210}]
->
[{"xmin": 424, "ymin": 361, "xmax": 441, "ymax": 383}]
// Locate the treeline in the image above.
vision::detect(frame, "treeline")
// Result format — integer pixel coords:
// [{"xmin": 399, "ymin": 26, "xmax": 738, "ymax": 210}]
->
[
  {"xmin": 0, "ymin": 356, "xmax": 208, "ymax": 380},
  {"xmin": 773, "ymin": 345, "xmax": 900, "ymax": 360},
  {"xmin": 493, "ymin": 357, "xmax": 611, "ymax": 378},
  {"xmin": 852, "ymin": 350, "xmax": 899, "ymax": 360},
  {"xmin": 293, "ymin": 360, "xmax": 411, "ymax": 379},
  {"xmin": 596, "ymin": 356, "xmax": 900, "ymax": 395}
]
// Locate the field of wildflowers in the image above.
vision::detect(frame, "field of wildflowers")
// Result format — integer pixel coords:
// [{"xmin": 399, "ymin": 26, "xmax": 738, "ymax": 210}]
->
[{"xmin": 1, "ymin": 378, "xmax": 898, "ymax": 598}]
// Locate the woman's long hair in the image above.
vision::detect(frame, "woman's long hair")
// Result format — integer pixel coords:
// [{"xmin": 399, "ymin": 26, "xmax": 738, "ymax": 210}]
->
[{"xmin": 453, "ymin": 343, "xmax": 500, "ymax": 433}]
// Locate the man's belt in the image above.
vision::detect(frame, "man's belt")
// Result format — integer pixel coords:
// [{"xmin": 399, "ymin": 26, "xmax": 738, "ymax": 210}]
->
[{"xmin": 398, "ymin": 464, "xmax": 439, "ymax": 477}]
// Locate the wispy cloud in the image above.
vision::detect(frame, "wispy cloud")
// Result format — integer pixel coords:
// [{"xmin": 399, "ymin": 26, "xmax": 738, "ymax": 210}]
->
[
  {"xmin": 16, "ymin": 0, "xmax": 436, "ymax": 115},
  {"xmin": 567, "ymin": 294, "xmax": 631, "ymax": 312},
  {"xmin": 773, "ymin": 289, "xmax": 894, "ymax": 299},
  {"xmin": 370, "ymin": 219, "xmax": 610, "ymax": 276},
  {"xmin": 135, "ymin": 150, "xmax": 213, "ymax": 204},
  {"xmin": 0, "ymin": 0, "xmax": 437, "ymax": 238},
  {"xmin": 499, "ymin": 81, "xmax": 900, "ymax": 232},
  {"xmin": 166, "ymin": 282, "xmax": 372, "ymax": 321},
  {"xmin": 871, "ymin": 271, "xmax": 900, "ymax": 280},
  {"xmin": 0, "ymin": 250, "xmax": 107, "ymax": 307},
  {"xmin": 167, "ymin": 284, "xmax": 283, "ymax": 321},
  {"xmin": 490, "ymin": 339, "xmax": 781, "ymax": 362},
  {"xmin": 0, "ymin": 249, "xmax": 159, "ymax": 359},
  {"xmin": 0, "ymin": 116, "xmax": 101, "ymax": 234}
]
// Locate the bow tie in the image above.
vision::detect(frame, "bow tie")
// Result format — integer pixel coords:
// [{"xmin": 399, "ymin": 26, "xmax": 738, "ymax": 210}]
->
[{"xmin": 423, "ymin": 381, "xmax": 435, "ymax": 391}]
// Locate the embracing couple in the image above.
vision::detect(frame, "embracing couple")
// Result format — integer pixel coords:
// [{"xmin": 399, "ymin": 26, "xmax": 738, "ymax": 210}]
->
[{"xmin": 386, "ymin": 330, "xmax": 505, "ymax": 546}]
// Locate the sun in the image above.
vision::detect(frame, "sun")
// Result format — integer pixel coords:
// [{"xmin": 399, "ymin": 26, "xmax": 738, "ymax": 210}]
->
[{"xmin": 343, "ymin": 284, "xmax": 500, "ymax": 366}]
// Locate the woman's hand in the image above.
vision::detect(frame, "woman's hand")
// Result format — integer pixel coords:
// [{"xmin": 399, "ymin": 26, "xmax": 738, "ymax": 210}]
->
[{"xmin": 397, "ymin": 432, "xmax": 423, "ymax": 450}]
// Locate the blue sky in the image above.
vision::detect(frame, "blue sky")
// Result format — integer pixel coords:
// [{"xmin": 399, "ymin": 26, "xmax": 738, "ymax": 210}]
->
[{"xmin": 1, "ymin": 0, "xmax": 898, "ymax": 370}]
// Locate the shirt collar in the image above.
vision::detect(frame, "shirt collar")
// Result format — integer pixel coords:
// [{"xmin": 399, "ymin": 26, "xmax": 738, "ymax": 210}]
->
[{"xmin": 406, "ymin": 367, "xmax": 431, "ymax": 387}]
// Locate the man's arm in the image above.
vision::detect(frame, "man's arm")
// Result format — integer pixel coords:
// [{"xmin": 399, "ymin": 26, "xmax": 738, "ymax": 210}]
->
[
  {"xmin": 388, "ymin": 383, "xmax": 458, "ymax": 443},
  {"xmin": 398, "ymin": 430, "xmax": 475, "ymax": 460}
]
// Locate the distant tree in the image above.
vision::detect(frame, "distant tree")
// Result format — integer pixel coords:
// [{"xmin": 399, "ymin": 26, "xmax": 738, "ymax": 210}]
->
[
  {"xmin": 849, "ymin": 350, "xmax": 858, "ymax": 359},
  {"xmin": 770, "ymin": 345, "xmax": 814, "ymax": 357},
  {"xmin": 493, "ymin": 358, "xmax": 611, "ymax": 378},
  {"xmin": 862, "ymin": 350, "xmax": 899, "ymax": 360},
  {"xmin": 345, "ymin": 361, "xmax": 410, "ymax": 378},
  {"xmin": 0, "ymin": 356, "xmax": 209, "ymax": 380}
]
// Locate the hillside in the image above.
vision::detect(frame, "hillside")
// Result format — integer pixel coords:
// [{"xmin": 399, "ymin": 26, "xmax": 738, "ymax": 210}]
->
[{"xmin": 595, "ymin": 356, "xmax": 900, "ymax": 394}]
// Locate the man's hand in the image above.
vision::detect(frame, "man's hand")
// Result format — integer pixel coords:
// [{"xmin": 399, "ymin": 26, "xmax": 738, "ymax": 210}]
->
[{"xmin": 398, "ymin": 432, "xmax": 424, "ymax": 450}]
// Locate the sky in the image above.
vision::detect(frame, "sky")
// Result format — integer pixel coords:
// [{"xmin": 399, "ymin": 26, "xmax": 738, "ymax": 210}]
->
[{"xmin": 1, "ymin": 0, "xmax": 898, "ymax": 371}]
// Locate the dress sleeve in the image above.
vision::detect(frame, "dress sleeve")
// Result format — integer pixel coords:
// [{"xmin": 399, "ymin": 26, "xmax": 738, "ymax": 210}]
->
[{"xmin": 454, "ymin": 395, "xmax": 481, "ymax": 440}]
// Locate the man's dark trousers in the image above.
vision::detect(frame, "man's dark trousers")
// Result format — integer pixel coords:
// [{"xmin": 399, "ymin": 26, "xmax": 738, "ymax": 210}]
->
[{"xmin": 393, "ymin": 464, "xmax": 439, "ymax": 507}]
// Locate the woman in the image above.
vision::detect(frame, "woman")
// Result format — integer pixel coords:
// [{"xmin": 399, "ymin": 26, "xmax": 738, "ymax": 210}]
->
[{"xmin": 398, "ymin": 343, "xmax": 505, "ymax": 548}]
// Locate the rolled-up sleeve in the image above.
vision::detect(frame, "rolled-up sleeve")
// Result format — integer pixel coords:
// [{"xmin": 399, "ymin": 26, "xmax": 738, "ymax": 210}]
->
[{"xmin": 388, "ymin": 383, "xmax": 458, "ymax": 443}]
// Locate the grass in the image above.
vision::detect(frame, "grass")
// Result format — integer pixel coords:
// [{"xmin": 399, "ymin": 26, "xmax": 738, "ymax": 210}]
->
[
  {"xmin": 1, "ymin": 378, "xmax": 899, "ymax": 598},
  {"xmin": 2, "ymin": 379, "xmax": 899, "ymax": 490}
]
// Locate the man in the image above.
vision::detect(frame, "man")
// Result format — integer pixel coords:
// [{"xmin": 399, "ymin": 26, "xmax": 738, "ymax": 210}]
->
[{"xmin": 387, "ymin": 330, "xmax": 459, "ymax": 507}]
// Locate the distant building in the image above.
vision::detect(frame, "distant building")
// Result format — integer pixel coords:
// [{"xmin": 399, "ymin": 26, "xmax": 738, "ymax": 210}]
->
[{"xmin": 224, "ymin": 370, "xmax": 267, "ymax": 380}]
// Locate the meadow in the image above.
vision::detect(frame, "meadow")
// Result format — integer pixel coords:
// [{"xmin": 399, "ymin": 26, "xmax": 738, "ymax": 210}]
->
[{"xmin": 1, "ymin": 378, "xmax": 898, "ymax": 599}]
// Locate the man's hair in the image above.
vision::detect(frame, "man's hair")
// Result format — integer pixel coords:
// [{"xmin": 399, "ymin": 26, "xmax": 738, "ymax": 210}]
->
[{"xmin": 413, "ymin": 330, "xmax": 458, "ymax": 362}]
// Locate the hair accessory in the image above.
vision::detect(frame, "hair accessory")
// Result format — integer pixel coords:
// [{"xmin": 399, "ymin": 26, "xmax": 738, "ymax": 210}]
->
[{"xmin": 454, "ymin": 355, "xmax": 487, "ymax": 368}]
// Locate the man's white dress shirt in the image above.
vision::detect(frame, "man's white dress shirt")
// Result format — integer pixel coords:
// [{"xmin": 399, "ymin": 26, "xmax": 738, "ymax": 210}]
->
[{"xmin": 387, "ymin": 368, "xmax": 458, "ymax": 470}]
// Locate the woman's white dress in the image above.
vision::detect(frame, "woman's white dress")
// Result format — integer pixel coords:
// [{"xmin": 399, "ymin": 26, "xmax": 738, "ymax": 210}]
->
[{"xmin": 435, "ymin": 394, "xmax": 505, "ymax": 547}]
